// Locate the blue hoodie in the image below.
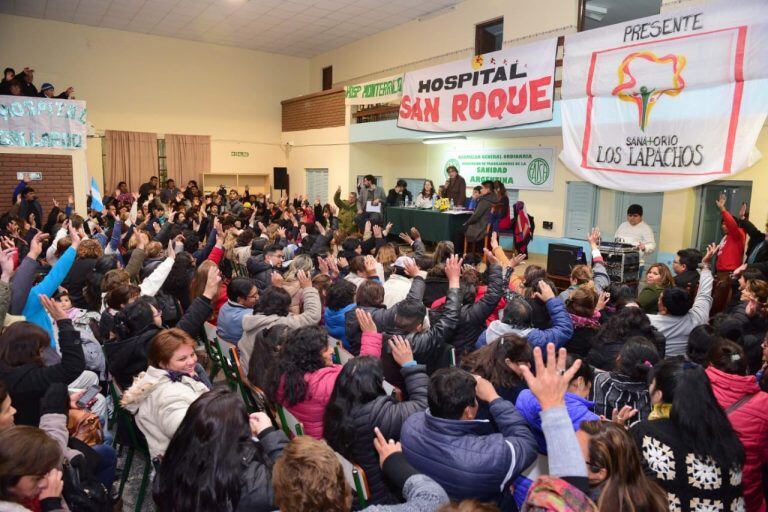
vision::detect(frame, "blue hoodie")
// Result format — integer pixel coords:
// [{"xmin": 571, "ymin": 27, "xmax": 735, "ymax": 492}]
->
[
  {"xmin": 324, "ymin": 303, "xmax": 356, "ymax": 349},
  {"xmin": 23, "ymin": 246, "xmax": 76, "ymax": 347},
  {"xmin": 515, "ymin": 390, "xmax": 599, "ymax": 454}
]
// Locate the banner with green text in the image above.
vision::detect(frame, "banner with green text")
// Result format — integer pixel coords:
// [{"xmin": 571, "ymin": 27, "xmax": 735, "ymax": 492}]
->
[
  {"xmin": 443, "ymin": 147, "xmax": 555, "ymax": 191},
  {"xmin": 0, "ymin": 97, "xmax": 87, "ymax": 149},
  {"xmin": 345, "ymin": 75, "xmax": 403, "ymax": 106}
]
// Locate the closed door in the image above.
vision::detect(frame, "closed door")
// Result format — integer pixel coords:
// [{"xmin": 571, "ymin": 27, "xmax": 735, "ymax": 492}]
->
[
  {"xmin": 564, "ymin": 182, "xmax": 599, "ymax": 239},
  {"xmin": 614, "ymin": 192, "xmax": 664, "ymax": 265},
  {"xmin": 695, "ymin": 181, "xmax": 752, "ymax": 250}
]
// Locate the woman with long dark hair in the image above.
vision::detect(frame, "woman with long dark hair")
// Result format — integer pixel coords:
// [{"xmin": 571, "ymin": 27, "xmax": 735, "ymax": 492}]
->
[
  {"xmin": 577, "ymin": 420, "xmax": 668, "ymax": 511},
  {"xmin": 706, "ymin": 339, "xmax": 768, "ymax": 512},
  {"xmin": 461, "ymin": 333, "xmax": 531, "ymax": 406},
  {"xmin": 414, "ymin": 179, "xmax": 436, "ymax": 209},
  {"xmin": 323, "ymin": 336, "xmax": 427, "ymax": 504},
  {"xmin": 592, "ymin": 336, "xmax": 659, "ymax": 423},
  {"xmin": 630, "ymin": 358, "xmax": 745, "ymax": 511},
  {"xmin": 587, "ymin": 307, "xmax": 666, "ymax": 371},
  {"xmin": 266, "ymin": 310, "xmax": 382, "ymax": 439},
  {"xmin": 154, "ymin": 389, "xmax": 288, "ymax": 512},
  {"xmin": 490, "ymin": 180, "xmax": 512, "ymax": 232},
  {"xmin": 247, "ymin": 325, "xmax": 291, "ymax": 391}
]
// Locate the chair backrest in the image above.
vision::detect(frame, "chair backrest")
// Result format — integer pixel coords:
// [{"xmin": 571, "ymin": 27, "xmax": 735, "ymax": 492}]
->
[
  {"xmin": 335, "ymin": 451, "xmax": 370, "ymax": 508},
  {"xmin": 276, "ymin": 404, "xmax": 304, "ymax": 438},
  {"xmin": 203, "ymin": 322, "xmax": 218, "ymax": 345},
  {"xmin": 449, "ymin": 347, "xmax": 457, "ymax": 367}
]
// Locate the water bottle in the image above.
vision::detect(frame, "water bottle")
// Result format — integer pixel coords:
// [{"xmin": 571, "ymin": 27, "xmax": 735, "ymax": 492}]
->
[
  {"xmin": 449, "ymin": 198, "xmax": 454, "ymax": 210},
  {"xmin": 577, "ymin": 246, "xmax": 585, "ymax": 263}
]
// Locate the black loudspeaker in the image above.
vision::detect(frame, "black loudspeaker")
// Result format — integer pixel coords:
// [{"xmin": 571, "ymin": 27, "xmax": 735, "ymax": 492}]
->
[
  {"xmin": 546, "ymin": 243, "xmax": 586, "ymax": 277},
  {"xmin": 274, "ymin": 167, "xmax": 289, "ymax": 189}
]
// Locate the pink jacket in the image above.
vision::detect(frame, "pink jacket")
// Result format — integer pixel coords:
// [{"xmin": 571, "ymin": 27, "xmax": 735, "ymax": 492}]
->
[
  {"xmin": 707, "ymin": 366, "xmax": 768, "ymax": 512},
  {"xmin": 277, "ymin": 331, "xmax": 382, "ymax": 439}
]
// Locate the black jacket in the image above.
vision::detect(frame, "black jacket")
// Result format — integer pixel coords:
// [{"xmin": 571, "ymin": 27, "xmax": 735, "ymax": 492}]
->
[
  {"xmin": 422, "ymin": 274, "xmax": 449, "ymax": 309},
  {"xmin": 61, "ymin": 257, "xmax": 97, "ymax": 309},
  {"xmin": 564, "ymin": 324, "xmax": 598, "ymax": 359},
  {"xmin": 104, "ymin": 296, "xmax": 212, "ymax": 389},
  {"xmin": 737, "ymin": 218, "xmax": 767, "ymax": 261},
  {"xmin": 0, "ymin": 319, "xmax": 85, "ymax": 426},
  {"xmin": 345, "ymin": 277, "xmax": 426, "ymax": 356},
  {"xmin": 234, "ymin": 428, "xmax": 289, "ymax": 512},
  {"xmin": 464, "ymin": 193, "xmax": 499, "ymax": 243},
  {"xmin": 383, "ymin": 287, "xmax": 461, "ymax": 385},
  {"xmin": 386, "ymin": 189, "xmax": 413, "ymax": 206},
  {"xmin": 587, "ymin": 328, "xmax": 666, "ymax": 371},
  {"xmin": 444, "ymin": 264, "xmax": 506, "ymax": 357},
  {"xmin": 674, "ymin": 270, "xmax": 700, "ymax": 296},
  {"xmin": 342, "ymin": 364, "xmax": 428, "ymax": 505},
  {"xmin": 246, "ymin": 256, "xmax": 282, "ymax": 292}
]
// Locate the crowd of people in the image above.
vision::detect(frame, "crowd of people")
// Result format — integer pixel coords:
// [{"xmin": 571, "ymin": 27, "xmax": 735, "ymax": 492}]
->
[
  {"xmin": 0, "ymin": 174, "xmax": 766, "ymax": 512},
  {"xmin": 0, "ymin": 66, "xmax": 75, "ymax": 99}
]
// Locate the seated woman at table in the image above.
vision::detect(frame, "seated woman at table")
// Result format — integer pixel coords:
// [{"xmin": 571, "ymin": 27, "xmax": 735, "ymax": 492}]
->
[
  {"xmin": 490, "ymin": 180, "xmax": 512, "ymax": 232},
  {"xmin": 414, "ymin": 179, "xmax": 436, "ymax": 208}
]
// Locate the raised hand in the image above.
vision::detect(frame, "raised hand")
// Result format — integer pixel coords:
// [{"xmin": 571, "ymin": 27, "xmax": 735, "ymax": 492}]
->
[
  {"xmin": 372, "ymin": 427, "xmax": 401, "ymax": 467},
  {"xmin": 587, "ymin": 227, "xmax": 601, "ymax": 248},
  {"xmin": 444, "ymin": 254, "xmax": 463, "ymax": 287},
  {"xmin": 248, "ymin": 412, "xmax": 274, "ymax": 435},
  {"xmin": 610, "ymin": 405, "xmax": 638, "ymax": 427},
  {"xmin": 715, "ymin": 194, "xmax": 726, "ymax": 211},
  {"xmin": 364, "ymin": 255, "xmax": 378, "ymax": 276},
  {"xmin": 315, "ymin": 221, "xmax": 326, "ymax": 236},
  {"xmin": 389, "ymin": 335, "xmax": 414, "ymax": 366},
  {"xmin": 533, "ymin": 280, "xmax": 555, "ymax": 302},
  {"xmin": 0, "ymin": 248, "xmax": 16, "ymax": 281},
  {"xmin": 166, "ymin": 240, "xmax": 177, "ymax": 260},
  {"xmin": 403, "ymin": 257, "xmax": 420, "ymax": 278},
  {"xmin": 702, "ymin": 242, "xmax": 718, "ymax": 265},
  {"xmin": 297, "ymin": 269, "xmax": 312, "ymax": 289},
  {"xmin": 474, "ymin": 375, "xmax": 500, "ymax": 403},
  {"xmin": 596, "ymin": 291, "xmax": 610, "ymax": 311},
  {"xmin": 270, "ymin": 271, "xmax": 284, "ymax": 288},
  {"xmin": 40, "ymin": 295, "xmax": 68, "ymax": 321},
  {"xmin": 511, "ymin": 252, "xmax": 527, "ymax": 268},
  {"xmin": 203, "ymin": 266, "xmax": 222, "ymax": 299},
  {"xmin": 519, "ymin": 344, "xmax": 581, "ymax": 410},
  {"xmin": 67, "ymin": 221, "xmax": 81, "ymax": 249},
  {"xmin": 317, "ymin": 256, "xmax": 329, "ymax": 276},
  {"xmin": 483, "ymin": 248, "xmax": 499, "ymax": 266},
  {"xmin": 356, "ymin": 308, "xmax": 377, "ymax": 333},
  {"xmin": 399, "ymin": 232, "xmax": 414, "ymax": 245}
]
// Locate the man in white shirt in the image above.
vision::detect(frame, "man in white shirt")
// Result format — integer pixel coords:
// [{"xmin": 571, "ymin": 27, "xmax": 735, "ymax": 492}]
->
[{"xmin": 614, "ymin": 204, "xmax": 656, "ymax": 267}]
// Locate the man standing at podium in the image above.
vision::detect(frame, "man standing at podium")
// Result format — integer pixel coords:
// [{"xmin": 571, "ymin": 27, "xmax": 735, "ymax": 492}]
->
[{"xmin": 614, "ymin": 204, "xmax": 656, "ymax": 269}]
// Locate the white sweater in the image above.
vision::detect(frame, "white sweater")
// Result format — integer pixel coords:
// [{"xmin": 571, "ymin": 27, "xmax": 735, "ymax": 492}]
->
[{"xmin": 614, "ymin": 221, "xmax": 656, "ymax": 263}]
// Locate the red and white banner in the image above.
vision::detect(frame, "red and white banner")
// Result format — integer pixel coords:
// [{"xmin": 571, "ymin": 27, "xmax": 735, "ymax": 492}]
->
[
  {"xmin": 397, "ymin": 38, "xmax": 557, "ymax": 132},
  {"xmin": 560, "ymin": 0, "xmax": 768, "ymax": 192}
]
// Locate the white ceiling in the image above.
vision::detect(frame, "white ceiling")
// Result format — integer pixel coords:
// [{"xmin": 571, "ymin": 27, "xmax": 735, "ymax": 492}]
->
[{"xmin": 0, "ymin": 0, "xmax": 464, "ymax": 58}]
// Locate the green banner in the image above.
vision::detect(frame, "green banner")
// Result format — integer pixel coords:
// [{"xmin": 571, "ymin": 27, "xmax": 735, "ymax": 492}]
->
[{"xmin": 345, "ymin": 75, "xmax": 403, "ymax": 105}]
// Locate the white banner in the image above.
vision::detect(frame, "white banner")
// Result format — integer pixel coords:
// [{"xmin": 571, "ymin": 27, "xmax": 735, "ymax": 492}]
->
[
  {"xmin": 0, "ymin": 97, "xmax": 87, "ymax": 149},
  {"xmin": 560, "ymin": 0, "xmax": 768, "ymax": 192},
  {"xmin": 442, "ymin": 147, "xmax": 556, "ymax": 191},
  {"xmin": 345, "ymin": 75, "xmax": 402, "ymax": 106},
  {"xmin": 398, "ymin": 38, "xmax": 557, "ymax": 132}
]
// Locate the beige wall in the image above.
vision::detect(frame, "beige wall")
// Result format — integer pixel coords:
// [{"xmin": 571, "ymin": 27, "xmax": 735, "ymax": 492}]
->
[
  {"xmin": 309, "ymin": 0, "xmax": 577, "ymax": 89},
  {"xmin": 0, "ymin": 14, "xmax": 309, "ymax": 186}
]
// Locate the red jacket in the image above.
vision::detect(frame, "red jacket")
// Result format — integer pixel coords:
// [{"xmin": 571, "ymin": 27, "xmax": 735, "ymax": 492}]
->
[
  {"xmin": 706, "ymin": 366, "xmax": 768, "ymax": 512},
  {"xmin": 431, "ymin": 285, "xmax": 506, "ymax": 327},
  {"xmin": 717, "ymin": 210, "xmax": 746, "ymax": 272},
  {"xmin": 277, "ymin": 332, "xmax": 382, "ymax": 439}
]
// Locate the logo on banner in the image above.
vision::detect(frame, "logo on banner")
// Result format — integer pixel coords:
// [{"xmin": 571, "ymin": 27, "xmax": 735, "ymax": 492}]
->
[
  {"xmin": 444, "ymin": 158, "xmax": 461, "ymax": 174},
  {"xmin": 612, "ymin": 52, "xmax": 687, "ymax": 131},
  {"xmin": 527, "ymin": 158, "xmax": 550, "ymax": 185}
]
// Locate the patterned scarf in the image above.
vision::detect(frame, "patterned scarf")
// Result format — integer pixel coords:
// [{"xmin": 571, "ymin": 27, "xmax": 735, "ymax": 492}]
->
[
  {"xmin": 166, "ymin": 369, "xmax": 202, "ymax": 384},
  {"xmin": 568, "ymin": 311, "xmax": 601, "ymax": 329},
  {"xmin": 648, "ymin": 402, "xmax": 672, "ymax": 420},
  {"xmin": 523, "ymin": 475, "xmax": 598, "ymax": 511}
]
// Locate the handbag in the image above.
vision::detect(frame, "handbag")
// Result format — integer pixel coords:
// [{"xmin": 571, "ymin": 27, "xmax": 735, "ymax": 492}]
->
[
  {"xmin": 62, "ymin": 458, "xmax": 113, "ymax": 512},
  {"xmin": 67, "ymin": 409, "xmax": 103, "ymax": 446}
]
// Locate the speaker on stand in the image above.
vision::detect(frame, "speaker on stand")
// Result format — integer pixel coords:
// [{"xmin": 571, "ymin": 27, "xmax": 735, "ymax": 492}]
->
[{"xmin": 273, "ymin": 167, "xmax": 289, "ymax": 198}]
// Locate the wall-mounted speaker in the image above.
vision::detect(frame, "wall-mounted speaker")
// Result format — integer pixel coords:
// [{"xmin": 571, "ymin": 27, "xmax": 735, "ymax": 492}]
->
[{"xmin": 274, "ymin": 167, "xmax": 289, "ymax": 190}]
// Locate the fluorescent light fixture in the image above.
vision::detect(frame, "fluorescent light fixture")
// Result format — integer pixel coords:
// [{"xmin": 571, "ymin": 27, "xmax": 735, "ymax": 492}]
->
[{"xmin": 422, "ymin": 136, "xmax": 467, "ymax": 145}]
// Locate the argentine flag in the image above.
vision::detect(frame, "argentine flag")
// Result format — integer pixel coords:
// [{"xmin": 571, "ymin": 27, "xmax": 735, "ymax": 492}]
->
[{"xmin": 90, "ymin": 177, "xmax": 105, "ymax": 212}]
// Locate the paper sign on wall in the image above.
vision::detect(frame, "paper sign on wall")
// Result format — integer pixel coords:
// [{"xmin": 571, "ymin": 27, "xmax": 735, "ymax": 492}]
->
[
  {"xmin": 442, "ymin": 147, "xmax": 556, "ymax": 191},
  {"xmin": 0, "ymin": 97, "xmax": 87, "ymax": 149},
  {"xmin": 560, "ymin": 0, "xmax": 768, "ymax": 192},
  {"xmin": 398, "ymin": 38, "xmax": 557, "ymax": 132}
]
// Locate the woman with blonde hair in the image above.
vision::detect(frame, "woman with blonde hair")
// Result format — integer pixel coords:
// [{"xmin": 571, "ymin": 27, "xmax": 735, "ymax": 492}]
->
[
  {"xmin": 375, "ymin": 243, "xmax": 399, "ymax": 279},
  {"xmin": 577, "ymin": 420, "xmax": 668, "ymax": 511},
  {"xmin": 637, "ymin": 263, "xmax": 675, "ymax": 314},
  {"xmin": 558, "ymin": 264, "xmax": 593, "ymax": 301},
  {"xmin": 282, "ymin": 254, "xmax": 315, "ymax": 314},
  {"xmin": 121, "ymin": 328, "xmax": 211, "ymax": 458}
]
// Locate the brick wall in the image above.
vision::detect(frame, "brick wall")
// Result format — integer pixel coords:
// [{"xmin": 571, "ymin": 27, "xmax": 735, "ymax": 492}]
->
[
  {"xmin": 0, "ymin": 153, "xmax": 74, "ymax": 215},
  {"xmin": 282, "ymin": 88, "xmax": 345, "ymax": 132}
]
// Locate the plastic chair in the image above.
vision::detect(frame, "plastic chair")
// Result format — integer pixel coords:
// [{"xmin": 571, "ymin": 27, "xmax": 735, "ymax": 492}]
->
[
  {"xmin": 201, "ymin": 322, "xmax": 239, "ymax": 389},
  {"xmin": 107, "ymin": 381, "xmax": 152, "ymax": 512},
  {"xmin": 276, "ymin": 404, "xmax": 304, "ymax": 438},
  {"xmin": 335, "ymin": 451, "xmax": 371, "ymax": 508}
]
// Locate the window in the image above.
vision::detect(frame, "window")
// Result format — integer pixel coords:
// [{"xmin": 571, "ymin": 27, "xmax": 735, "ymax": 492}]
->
[
  {"xmin": 305, "ymin": 169, "xmax": 329, "ymax": 203},
  {"xmin": 579, "ymin": 0, "xmax": 661, "ymax": 31},
  {"xmin": 322, "ymin": 66, "xmax": 333, "ymax": 91},
  {"xmin": 157, "ymin": 138, "xmax": 167, "ymax": 186},
  {"xmin": 475, "ymin": 17, "xmax": 503, "ymax": 55}
]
